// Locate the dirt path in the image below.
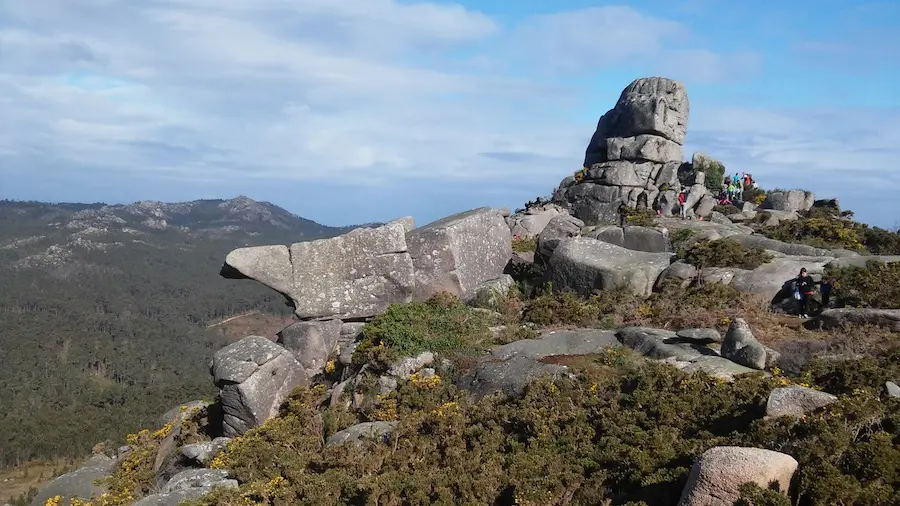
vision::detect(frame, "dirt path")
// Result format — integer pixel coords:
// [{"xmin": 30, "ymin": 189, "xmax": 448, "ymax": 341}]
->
[{"xmin": 206, "ymin": 311, "xmax": 260, "ymax": 328}]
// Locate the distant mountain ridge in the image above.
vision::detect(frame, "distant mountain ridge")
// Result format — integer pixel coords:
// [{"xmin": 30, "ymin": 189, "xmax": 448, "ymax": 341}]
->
[{"xmin": 0, "ymin": 196, "xmax": 368, "ymax": 469}]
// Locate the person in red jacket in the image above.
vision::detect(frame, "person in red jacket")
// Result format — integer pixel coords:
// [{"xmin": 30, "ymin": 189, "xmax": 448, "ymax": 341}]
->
[{"xmin": 678, "ymin": 190, "xmax": 688, "ymax": 219}]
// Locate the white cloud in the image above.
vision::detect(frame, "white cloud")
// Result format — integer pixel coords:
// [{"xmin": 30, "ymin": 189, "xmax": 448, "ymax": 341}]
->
[{"xmin": 0, "ymin": 1, "xmax": 895, "ymax": 227}]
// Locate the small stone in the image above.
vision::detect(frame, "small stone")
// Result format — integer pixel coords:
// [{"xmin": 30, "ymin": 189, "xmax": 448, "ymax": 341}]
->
[{"xmin": 887, "ymin": 381, "xmax": 900, "ymax": 398}]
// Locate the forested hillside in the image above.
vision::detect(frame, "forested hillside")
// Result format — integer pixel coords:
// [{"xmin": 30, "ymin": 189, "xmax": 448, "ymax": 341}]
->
[{"xmin": 0, "ymin": 197, "xmax": 361, "ymax": 468}]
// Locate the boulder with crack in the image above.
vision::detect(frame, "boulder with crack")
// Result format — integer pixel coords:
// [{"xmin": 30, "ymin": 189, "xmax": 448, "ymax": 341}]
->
[
  {"xmin": 212, "ymin": 336, "xmax": 309, "ymax": 437},
  {"xmin": 277, "ymin": 319, "xmax": 343, "ymax": 374},
  {"xmin": 222, "ymin": 219, "xmax": 416, "ymax": 319},
  {"xmin": 406, "ymin": 208, "xmax": 511, "ymax": 300},
  {"xmin": 547, "ymin": 237, "xmax": 672, "ymax": 296}
]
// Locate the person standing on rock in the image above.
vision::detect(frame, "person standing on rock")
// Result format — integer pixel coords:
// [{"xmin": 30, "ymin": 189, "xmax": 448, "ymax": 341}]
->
[
  {"xmin": 795, "ymin": 268, "xmax": 817, "ymax": 318},
  {"xmin": 618, "ymin": 201, "xmax": 629, "ymax": 227},
  {"xmin": 678, "ymin": 191, "xmax": 688, "ymax": 219}
]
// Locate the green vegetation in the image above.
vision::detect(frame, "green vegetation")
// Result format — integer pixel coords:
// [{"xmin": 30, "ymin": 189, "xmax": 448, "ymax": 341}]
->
[
  {"xmin": 521, "ymin": 282, "xmax": 756, "ymax": 330},
  {"xmin": 669, "ymin": 228, "xmax": 696, "ymax": 251},
  {"xmin": 512, "ymin": 235, "xmax": 537, "ymax": 253},
  {"xmin": 0, "ymin": 199, "xmax": 357, "ymax": 469},
  {"xmin": 825, "ymin": 261, "xmax": 900, "ymax": 309},
  {"xmin": 175, "ymin": 345, "xmax": 900, "ymax": 506},
  {"xmin": 351, "ymin": 293, "xmax": 496, "ymax": 368},
  {"xmin": 624, "ymin": 207, "xmax": 657, "ymax": 227},
  {"xmin": 760, "ymin": 210, "xmax": 900, "ymax": 254},
  {"xmin": 703, "ymin": 161, "xmax": 726, "ymax": 192},
  {"xmin": 678, "ymin": 239, "xmax": 774, "ymax": 270},
  {"xmin": 713, "ymin": 203, "xmax": 740, "ymax": 216}
]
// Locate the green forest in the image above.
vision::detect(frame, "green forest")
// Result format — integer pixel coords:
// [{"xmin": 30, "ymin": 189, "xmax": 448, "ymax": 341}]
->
[{"xmin": 0, "ymin": 199, "xmax": 357, "ymax": 469}]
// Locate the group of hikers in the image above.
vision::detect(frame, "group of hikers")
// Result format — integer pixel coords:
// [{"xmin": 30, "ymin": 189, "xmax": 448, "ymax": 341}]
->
[
  {"xmin": 671, "ymin": 172, "xmax": 759, "ymax": 219},
  {"xmin": 794, "ymin": 267, "xmax": 835, "ymax": 318},
  {"xmin": 719, "ymin": 172, "xmax": 757, "ymax": 204}
]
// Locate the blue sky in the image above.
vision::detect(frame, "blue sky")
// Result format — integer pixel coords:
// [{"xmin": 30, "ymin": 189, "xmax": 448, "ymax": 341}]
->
[{"xmin": 1, "ymin": 0, "xmax": 898, "ymax": 228}]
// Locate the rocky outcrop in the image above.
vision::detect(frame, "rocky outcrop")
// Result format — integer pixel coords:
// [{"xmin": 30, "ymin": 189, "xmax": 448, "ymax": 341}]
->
[
  {"xmin": 766, "ymin": 386, "xmax": 837, "ymax": 419},
  {"xmin": 277, "ymin": 319, "xmax": 343, "ymax": 373},
  {"xmin": 506, "ymin": 202, "xmax": 567, "ymax": 238},
  {"xmin": 616, "ymin": 327, "xmax": 758, "ymax": 381},
  {"xmin": 29, "ymin": 455, "xmax": 117, "ymax": 506},
  {"xmin": 761, "ymin": 190, "xmax": 815, "ymax": 213},
  {"xmin": 459, "ymin": 329, "xmax": 619, "ymax": 398},
  {"xmin": 678, "ymin": 446, "xmax": 797, "ymax": 506},
  {"xmin": 290, "ymin": 221, "xmax": 416, "ymax": 319},
  {"xmin": 585, "ymin": 225, "xmax": 670, "ymax": 253},
  {"xmin": 811, "ymin": 308, "xmax": 900, "ymax": 332},
  {"xmin": 407, "ymin": 208, "xmax": 511, "ymax": 300},
  {"xmin": 132, "ymin": 469, "xmax": 237, "ymax": 506},
  {"xmin": 536, "ymin": 214, "xmax": 584, "ymax": 264},
  {"xmin": 157, "ymin": 400, "xmax": 210, "ymax": 429},
  {"xmin": 223, "ymin": 220, "xmax": 415, "ymax": 319},
  {"xmin": 720, "ymin": 318, "xmax": 769, "ymax": 370},
  {"xmin": 548, "ymin": 237, "xmax": 672, "ymax": 296},
  {"xmin": 553, "ymin": 77, "xmax": 709, "ymax": 224},
  {"xmin": 212, "ymin": 336, "xmax": 309, "ymax": 437},
  {"xmin": 326, "ymin": 421, "xmax": 398, "ymax": 447}
]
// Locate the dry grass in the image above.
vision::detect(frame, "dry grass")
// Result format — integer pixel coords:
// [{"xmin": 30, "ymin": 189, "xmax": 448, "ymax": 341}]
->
[{"xmin": 0, "ymin": 458, "xmax": 69, "ymax": 503}]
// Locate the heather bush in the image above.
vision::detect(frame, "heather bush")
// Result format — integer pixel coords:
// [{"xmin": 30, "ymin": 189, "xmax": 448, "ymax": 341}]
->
[
  {"xmin": 825, "ymin": 261, "xmax": 900, "ymax": 309},
  {"xmin": 678, "ymin": 239, "xmax": 774, "ymax": 270}
]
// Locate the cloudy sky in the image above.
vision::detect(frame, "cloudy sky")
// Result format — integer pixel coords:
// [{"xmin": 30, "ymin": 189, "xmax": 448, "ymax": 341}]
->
[{"xmin": 1, "ymin": 0, "xmax": 898, "ymax": 227}]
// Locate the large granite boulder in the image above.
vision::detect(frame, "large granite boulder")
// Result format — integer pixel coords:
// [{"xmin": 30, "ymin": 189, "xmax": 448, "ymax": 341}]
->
[
  {"xmin": 606, "ymin": 134, "xmax": 683, "ymax": 163},
  {"xmin": 720, "ymin": 318, "xmax": 768, "ymax": 370},
  {"xmin": 812, "ymin": 308, "xmax": 900, "ymax": 332},
  {"xmin": 212, "ymin": 336, "xmax": 308, "ymax": 437},
  {"xmin": 557, "ymin": 77, "xmax": 691, "ymax": 225},
  {"xmin": 589, "ymin": 77, "xmax": 690, "ymax": 149},
  {"xmin": 223, "ymin": 220, "xmax": 416, "ymax": 319},
  {"xmin": 277, "ymin": 319, "xmax": 343, "ymax": 374},
  {"xmin": 761, "ymin": 190, "xmax": 815, "ymax": 213},
  {"xmin": 133, "ymin": 469, "xmax": 238, "ymax": 506},
  {"xmin": 290, "ymin": 221, "xmax": 415, "ymax": 319},
  {"xmin": 547, "ymin": 237, "xmax": 672, "ymax": 296},
  {"xmin": 406, "ymin": 208, "xmax": 511, "ymax": 300},
  {"xmin": 29, "ymin": 455, "xmax": 117, "ymax": 506},
  {"xmin": 678, "ymin": 446, "xmax": 797, "ymax": 506},
  {"xmin": 766, "ymin": 385, "xmax": 837, "ymax": 419},
  {"xmin": 585, "ymin": 225, "xmax": 670, "ymax": 253},
  {"xmin": 507, "ymin": 203, "xmax": 567, "ymax": 238},
  {"xmin": 536, "ymin": 214, "xmax": 584, "ymax": 263}
]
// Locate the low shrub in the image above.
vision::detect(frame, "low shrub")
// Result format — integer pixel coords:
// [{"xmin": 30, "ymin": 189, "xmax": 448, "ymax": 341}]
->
[
  {"xmin": 188, "ymin": 355, "xmax": 784, "ymax": 506},
  {"xmin": 186, "ymin": 345, "xmax": 900, "ymax": 506},
  {"xmin": 625, "ymin": 207, "xmax": 657, "ymax": 227},
  {"xmin": 762, "ymin": 216, "xmax": 865, "ymax": 251},
  {"xmin": 678, "ymin": 239, "xmax": 774, "ymax": 270},
  {"xmin": 859, "ymin": 226, "xmax": 900, "ymax": 255},
  {"xmin": 352, "ymin": 293, "xmax": 495, "ymax": 368},
  {"xmin": 713, "ymin": 204, "xmax": 740, "ymax": 216},
  {"xmin": 520, "ymin": 282, "xmax": 766, "ymax": 332},
  {"xmin": 669, "ymin": 228, "xmax": 696, "ymax": 251},
  {"xmin": 703, "ymin": 161, "xmax": 726, "ymax": 192},
  {"xmin": 825, "ymin": 261, "xmax": 900, "ymax": 309},
  {"xmin": 512, "ymin": 235, "xmax": 537, "ymax": 253}
]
